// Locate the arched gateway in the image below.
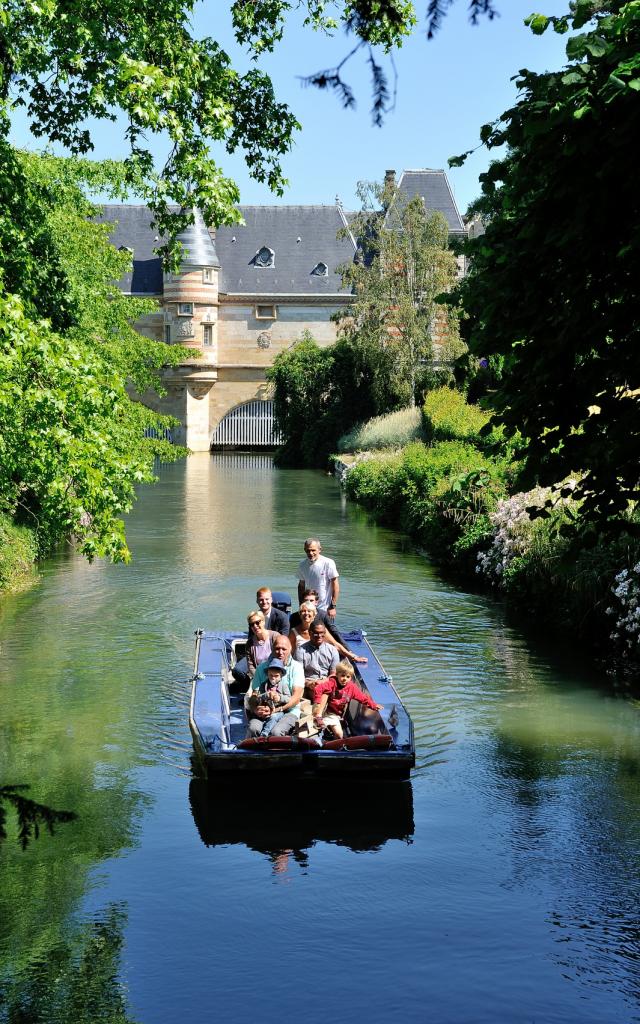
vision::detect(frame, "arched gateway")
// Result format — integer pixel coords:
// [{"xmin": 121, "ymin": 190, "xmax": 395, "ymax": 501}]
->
[{"xmin": 211, "ymin": 400, "xmax": 280, "ymax": 449}]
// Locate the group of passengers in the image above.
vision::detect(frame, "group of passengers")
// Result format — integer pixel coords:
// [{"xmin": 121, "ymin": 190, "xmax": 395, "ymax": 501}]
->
[{"xmin": 240, "ymin": 538, "xmax": 383, "ymax": 741}]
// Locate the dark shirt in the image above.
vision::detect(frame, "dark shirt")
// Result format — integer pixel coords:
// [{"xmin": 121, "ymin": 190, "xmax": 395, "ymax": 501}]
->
[
  {"xmin": 289, "ymin": 609, "xmax": 331, "ymax": 632},
  {"xmin": 265, "ymin": 607, "xmax": 290, "ymax": 634},
  {"xmin": 246, "ymin": 607, "xmax": 289, "ymax": 642}
]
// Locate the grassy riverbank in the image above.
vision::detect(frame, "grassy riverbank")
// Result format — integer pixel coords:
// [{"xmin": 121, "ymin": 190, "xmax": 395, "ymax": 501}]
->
[
  {"xmin": 0, "ymin": 514, "xmax": 38, "ymax": 595},
  {"xmin": 337, "ymin": 389, "xmax": 640, "ymax": 676}
]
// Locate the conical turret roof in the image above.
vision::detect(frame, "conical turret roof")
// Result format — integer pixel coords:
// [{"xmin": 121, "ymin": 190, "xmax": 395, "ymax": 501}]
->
[{"xmin": 176, "ymin": 208, "xmax": 220, "ymax": 268}]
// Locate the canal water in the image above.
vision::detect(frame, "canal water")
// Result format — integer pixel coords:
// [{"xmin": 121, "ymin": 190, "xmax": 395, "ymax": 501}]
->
[{"xmin": 1, "ymin": 455, "xmax": 640, "ymax": 1024}]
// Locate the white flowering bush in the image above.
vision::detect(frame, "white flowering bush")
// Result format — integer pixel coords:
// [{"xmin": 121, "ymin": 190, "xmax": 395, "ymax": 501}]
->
[
  {"xmin": 475, "ymin": 485, "xmax": 569, "ymax": 589},
  {"xmin": 606, "ymin": 565, "xmax": 640, "ymax": 650},
  {"xmin": 475, "ymin": 487, "xmax": 550, "ymax": 585}
]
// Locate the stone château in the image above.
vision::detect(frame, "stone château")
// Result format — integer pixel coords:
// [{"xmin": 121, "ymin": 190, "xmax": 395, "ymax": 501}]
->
[{"xmin": 101, "ymin": 169, "xmax": 466, "ymax": 450}]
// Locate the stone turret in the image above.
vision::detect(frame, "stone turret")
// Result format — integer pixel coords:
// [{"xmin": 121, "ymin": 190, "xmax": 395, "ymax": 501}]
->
[
  {"xmin": 160, "ymin": 209, "xmax": 220, "ymax": 450},
  {"xmin": 163, "ymin": 209, "xmax": 220, "ymax": 365}
]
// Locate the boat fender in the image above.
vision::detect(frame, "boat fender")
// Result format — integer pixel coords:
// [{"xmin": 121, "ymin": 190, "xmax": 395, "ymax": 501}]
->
[
  {"xmin": 237, "ymin": 736, "xmax": 321, "ymax": 751},
  {"xmin": 322, "ymin": 735, "xmax": 393, "ymax": 752}
]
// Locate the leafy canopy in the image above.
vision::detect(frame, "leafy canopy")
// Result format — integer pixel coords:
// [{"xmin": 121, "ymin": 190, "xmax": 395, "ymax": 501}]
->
[
  {"xmin": 454, "ymin": 0, "xmax": 640, "ymax": 527},
  {"xmin": 1, "ymin": 1, "xmax": 499, "ymax": 245},
  {"xmin": 0, "ymin": 1, "xmax": 301, "ymax": 252},
  {"xmin": 0, "ymin": 148, "xmax": 189, "ymax": 562}
]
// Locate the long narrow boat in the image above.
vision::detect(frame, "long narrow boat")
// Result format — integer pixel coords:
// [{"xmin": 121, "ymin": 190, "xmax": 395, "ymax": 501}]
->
[{"xmin": 189, "ymin": 623, "xmax": 415, "ymax": 779}]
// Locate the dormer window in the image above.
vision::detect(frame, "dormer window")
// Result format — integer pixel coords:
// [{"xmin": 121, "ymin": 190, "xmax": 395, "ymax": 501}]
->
[
  {"xmin": 118, "ymin": 245, "xmax": 133, "ymax": 255},
  {"xmin": 311, "ymin": 261, "xmax": 328, "ymax": 277},
  {"xmin": 177, "ymin": 302, "xmax": 193, "ymax": 316},
  {"xmin": 203, "ymin": 267, "xmax": 214, "ymax": 283},
  {"xmin": 252, "ymin": 246, "xmax": 275, "ymax": 268}
]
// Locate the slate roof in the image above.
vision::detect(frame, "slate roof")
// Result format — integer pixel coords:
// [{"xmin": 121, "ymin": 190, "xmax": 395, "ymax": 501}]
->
[
  {"xmin": 216, "ymin": 206, "xmax": 356, "ymax": 295},
  {"xmin": 98, "ymin": 204, "xmax": 164, "ymax": 295},
  {"xmin": 97, "ymin": 172, "xmax": 463, "ymax": 297},
  {"xmin": 98, "ymin": 203, "xmax": 356, "ymax": 296},
  {"xmin": 176, "ymin": 208, "xmax": 220, "ymax": 268},
  {"xmin": 387, "ymin": 169, "xmax": 466, "ymax": 235}
]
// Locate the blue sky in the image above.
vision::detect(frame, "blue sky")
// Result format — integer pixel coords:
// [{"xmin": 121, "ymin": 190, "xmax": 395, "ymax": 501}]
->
[{"xmin": 10, "ymin": 0, "xmax": 571, "ymax": 216}]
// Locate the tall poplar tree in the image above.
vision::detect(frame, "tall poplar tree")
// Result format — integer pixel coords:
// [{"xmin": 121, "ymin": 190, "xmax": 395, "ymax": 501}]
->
[{"xmin": 336, "ymin": 182, "xmax": 462, "ymax": 411}]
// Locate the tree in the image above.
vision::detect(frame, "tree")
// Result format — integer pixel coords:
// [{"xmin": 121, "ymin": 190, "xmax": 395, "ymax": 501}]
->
[
  {"xmin": 336, "ymin": 181, "xmax": 462, "ymax": 410},
  {"xmin": 267, "ymin": 331, "xmax": 339, "ymax": 464},
  {"xmin": 454, "ymin": 0, "xmax": 640, "ymax": 528},
  {"xmin": 269, "ymin": 185, "xmax": 462, "ymax": 465},
  {"xmin": 0, "ymin": 150, "xmax": 189, "ymax": 562},
  {"xmin": 1, "ymin": 1, "xmax": 498, "ymax": 246}
]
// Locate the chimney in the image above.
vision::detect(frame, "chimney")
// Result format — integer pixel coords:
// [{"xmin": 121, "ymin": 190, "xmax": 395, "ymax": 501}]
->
[{"xmin": 384, "ymin": 169, "xmax": 396, "ymax": 190}]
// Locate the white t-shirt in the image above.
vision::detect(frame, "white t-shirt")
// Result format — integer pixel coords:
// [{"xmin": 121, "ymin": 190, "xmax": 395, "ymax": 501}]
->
[{"xmin": 297, "ymin": 554, "xmax": 339, "ymax": 611}]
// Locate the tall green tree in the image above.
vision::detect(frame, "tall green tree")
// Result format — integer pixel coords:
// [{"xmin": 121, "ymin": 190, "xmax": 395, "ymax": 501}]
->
[
  {"xmin": 336, "ymin": 181, "xmax": 462, "ymax": 410},
  {"xmin": 454, "ymin": 0, "xmax": 640, "ymax": 528},
  {"xmin": 267, "ymin": 331, "xmax": 339, "ymax": 464},
  {"xmin": 269, "ymin": 185, "xmax": 462, "ymax": 465},
  {"xmin": 0, "ymin": 150, "xmax": 188, "ymax": 562}
]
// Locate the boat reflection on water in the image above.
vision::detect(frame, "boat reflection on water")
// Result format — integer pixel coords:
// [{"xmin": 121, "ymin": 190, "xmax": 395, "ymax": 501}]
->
[{"xmin": 188, "ymin": 776, "xmax": 414, "ymax": 859}]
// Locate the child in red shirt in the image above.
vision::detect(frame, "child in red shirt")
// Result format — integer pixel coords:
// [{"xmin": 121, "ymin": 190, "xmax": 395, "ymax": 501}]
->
[{"xmin": 312, "ymin": 659, "xmax": 383, "ymax": 739}]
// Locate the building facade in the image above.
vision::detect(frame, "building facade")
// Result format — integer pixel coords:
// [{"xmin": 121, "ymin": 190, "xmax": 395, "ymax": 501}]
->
[{"xmin": 101, "ymin": 169, "xmax": 466, "ymax": 450}]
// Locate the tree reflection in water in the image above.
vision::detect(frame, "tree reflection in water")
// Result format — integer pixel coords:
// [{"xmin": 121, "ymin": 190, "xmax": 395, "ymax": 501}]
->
[
  {"xmin": 0, "ymin": 904, "xmax": 136, "ymax": 1024},
  {"xmin": 0, "ymin": 785, "xmax": 77, "ymax": 849},
  {"xmin": 188, "ymin": 776, "xmax": 414, "ymax": 873},
  {"xmin": 490, "ymin": 730, "xmax": 640, "ymax": 1010}
]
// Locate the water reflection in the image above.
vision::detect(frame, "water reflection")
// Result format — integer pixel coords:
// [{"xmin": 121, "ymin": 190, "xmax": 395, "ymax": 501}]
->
[
  {"xmin": 189, "ymin": 777, "xmax": 414, "ymax": 868},
  {"xmin": 488, "ymin": 728, "xmax": 640, "ymax": 1011},
  {"xmin": 0, "ymin": 784, "xmax": 77, "ymax": 849},
  {"xmin": 0, "ymin": 904, "xmax": 135, "ymax": 1023},
  {"xmin": 4, "ymin": 456, "xmax": 640, "ymax": 1023}
]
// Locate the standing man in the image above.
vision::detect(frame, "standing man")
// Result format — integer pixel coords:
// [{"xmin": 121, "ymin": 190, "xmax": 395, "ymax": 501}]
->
[
  {"xmin": 256, "ymin": 586, "xmax": 289, "ymax": 634},
  {"xmin": 297, "ymin": 538, "xmax": 339, "ymax": 621}
]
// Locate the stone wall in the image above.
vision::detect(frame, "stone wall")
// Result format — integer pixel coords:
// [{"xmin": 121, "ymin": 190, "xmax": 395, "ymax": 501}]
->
[{"xmin": 137, "ymin": 295, "xmax": 352, "ymax": 450}]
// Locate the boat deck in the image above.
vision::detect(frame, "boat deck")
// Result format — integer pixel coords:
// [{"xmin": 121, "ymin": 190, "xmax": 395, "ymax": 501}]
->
[{"xmin": 189, "ymin": 628, "xmax": 415, "ymax": 778}]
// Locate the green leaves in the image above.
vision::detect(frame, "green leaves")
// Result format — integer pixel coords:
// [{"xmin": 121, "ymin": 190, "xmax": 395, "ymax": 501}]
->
[
  {"xmin": 525, "ymin": 14, "xmax": 550, "ymax": 36},
  {"xmin": 0, "ymin": 150, "xmax": 187, "ymax": 565},
  {"xmin": 0, "ymin": 0, "xmax": 299, "ymax": 247},
  {"xmin": 456, "ymin": 0, "xmax": 640, "ymax": 530},
  {"xmin": 336, "ymin": 184, "xmax": 461, "ymax": 412}
]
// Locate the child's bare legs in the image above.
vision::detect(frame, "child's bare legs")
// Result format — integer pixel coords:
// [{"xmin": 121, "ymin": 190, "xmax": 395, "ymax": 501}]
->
[{"xmin": 321, "ymin": 713, "xmax": 343, "ymax": 739}]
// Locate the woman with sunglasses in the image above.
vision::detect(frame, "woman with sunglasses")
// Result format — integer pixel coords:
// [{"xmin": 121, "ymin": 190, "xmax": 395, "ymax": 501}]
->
[{"xmin": 246, "ymin": 611, "xmax": 279, "ymax": 682}]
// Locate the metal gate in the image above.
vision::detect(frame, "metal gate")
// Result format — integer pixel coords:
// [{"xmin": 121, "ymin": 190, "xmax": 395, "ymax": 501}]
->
[{"xmin": 210, "ymin": 399, "xmax": 281, "ymax": 448}]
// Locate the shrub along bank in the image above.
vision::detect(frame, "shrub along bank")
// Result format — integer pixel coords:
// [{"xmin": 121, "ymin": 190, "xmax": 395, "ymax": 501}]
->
[
  {"xmin": 0, "ymin": 514, "xmax": 38, "ymax": 594},
  {"xmin": 341, "ymin": 389, "xmax": 640, "ymax": 674}
]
